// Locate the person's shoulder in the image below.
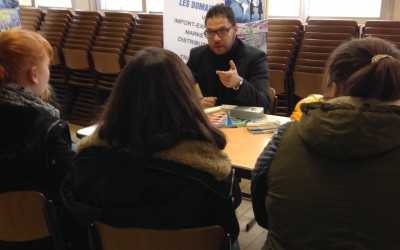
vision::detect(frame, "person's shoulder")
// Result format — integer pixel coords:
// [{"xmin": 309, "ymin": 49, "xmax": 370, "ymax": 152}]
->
[
  {"xmin": 190, "ymin": 44, "xmax": 210, "ymax": 55},
  {"xmin": 244, "ymin": 43, "xmax": 266, "ymax": 56},
  {"xmin": 237, "ymin": 39, "xmax": 266, "ymax": 56}
]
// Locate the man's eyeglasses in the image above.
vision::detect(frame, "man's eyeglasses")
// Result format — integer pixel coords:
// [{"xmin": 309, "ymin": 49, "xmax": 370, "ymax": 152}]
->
[{"xmin": 204, "ymin": 26, "xmax": 233, "ymax": 38}]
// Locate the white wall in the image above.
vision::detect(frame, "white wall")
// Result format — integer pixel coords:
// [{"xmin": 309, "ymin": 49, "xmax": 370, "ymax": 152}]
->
[
  {"xmin": 393, "ymin": 0, "xmax": 400, "ymax": 20},
  {"xmin": 74, "ymin": 0, "xmax": 95, "ymax": 10}
]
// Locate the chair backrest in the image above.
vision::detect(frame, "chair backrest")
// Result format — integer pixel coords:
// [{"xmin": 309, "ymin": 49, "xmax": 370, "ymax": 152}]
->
[
  {"xmin": 89, "ymin": 222, "xmax": 231, "ymax": 250},
  {"xmin": 269, "ymin": 87, "xmax": 278, "ymax": 115},
  {"xmin": 0, "ymin": 191, "xmax": 66, "ymax": 250}
]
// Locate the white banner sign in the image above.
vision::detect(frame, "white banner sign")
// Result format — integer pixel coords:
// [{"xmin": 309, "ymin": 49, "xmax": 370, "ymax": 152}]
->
[{"xmin": 163, "ymin": 0, "xmax": 223, "ymax": 63}]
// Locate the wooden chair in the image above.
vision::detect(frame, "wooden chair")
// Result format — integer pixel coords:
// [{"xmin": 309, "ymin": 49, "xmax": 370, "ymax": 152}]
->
[
  {"xmin": 104, "ymin": 11, "xmax": 135, "ymax": 19},
  {"xmin": 267, "ymin": 31, "xmax": 299, "ymax": 39},
  {"xmin": 267, "ymin": 43, "xmax": 296, "ymax": 52},
  {"xmin": 364, "ymin": 20, "xmax": 400, "ymax": 29},
  {"xmin": 133, "ymin": 28, "xmax": 163, "ymax": 37},
  {"xmin": 73, "ymin": 14, "xmax": 101, "ymax": 22},
  {"xmin": 298, "ymin": 51, "xmax": 331, "ymax": 61},
  {"xmin": 267, "ymin": 36, "xmax": 297, "ymax": 46},
  {"xmin": 361, "ymin": 34, "xmax": 400, "ymax": 43},
  {"xmin": 269, "ymin": 70, "xmax": 286, "ymax": 95},
  {"xmin": 293, "ymin": 71, "xmax": 324, "ymax": 98},
  {"xmin": 102, "ymin": 16, "xmax": 135, "ymax": 24},
  {"xmin": 266, "ymin": 49, "xmax": 293, "ymax": 60},
  {"xmin": 89, "ymin": 222, "xmax": 231, "ymax": 250},
  {"xmin": 268, "ymin": 18, "xmax": 302, "ymax": 28},
  {"xmin": 296, "ymin": 58, "xmax": 327, "ymax": 68},
  {"xmin": 266, "ymin": 19, "xmax": 303, "ymax": 115},
  {"xmin": 136, "ymin": 18, "xmax": 163, "ymax": 26},
  {"xmin": 39, "ymin": 16, "xmax": 70, "ymax": 87},
  {"xmin": 129, "ymin": 33, "xmax": 162, "ymax": 44},
  {"xmin": 301, "ymin": 38, "xmax": 345, "ymax": 47},
  {"xmin": 0, "ymin": 191, "xmax": 66, "ymax": 250},
  {"xmin": 267, "ymin": 55, "xmax": 291, "ymax": 66},
  {"xmin": 300, "ymin": 45, "xmax": 336, "ymax": 54},
  {"xmin": 303, "ymin": 32, "xmax": 353, "ymax": 41},
  {"xmin": 305, "ymin": 25, "xmax": 357, "ymax": 37},
  {"xmin": 46, "ymin": 8, "xmax": 74, "ymax": 17},
  {"xmin": 124, "ymin": 39, "xmax": 162, "ymax": 63},
  {"xmin": 269, "ymin": 87, "xmax": 278, "ymax": 115},
  {"xmin": 307, "ymin": 19, "xmax": 359, "ymax": 34},
  {"xmin": 268, "ymin": 25, "xmax": 301, "ymax": 34},
  {"xmin": 20, "ymin": 6, "xmax": 45, "ymax": 23},
  {"xmin": 135, "ymin": 24, "xmax": 163, "ymax": 31},
  {"xmin": 74, "ymin": 10, "xmax": 103, "ymax": 19},
  {"xmin": 268, "ymin": 63, "xmax": 288, "ymax": 72},
  {"xmin": 91, "ymin": 48, "xmax": 123, "ymax": 91},
  {"xmin": 45, "ymin": 16, "xmax": 72, "ymax": 23},
  {"xmin": 363, "ymin": 27, "xmax": 400, "ymax": 36},
  {"xmin": 21, "ymin": 21, "xmax": 39, "ymax": 31},
  {"xmin": 295, "ymin": 65, "xmax": 325, "ymax": 74},
  {"xmin": 138, "ymin": 13, "xmax": 163, "ymax": 20}
]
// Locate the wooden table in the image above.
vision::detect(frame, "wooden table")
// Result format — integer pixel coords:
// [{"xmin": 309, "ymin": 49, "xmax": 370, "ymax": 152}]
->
[
  {"xmin": 221, "ymin": 115, "xmax": 290, "ymax": 178},
  {"xmin": 222, "ymin": 127, "xmax": 272, "ymax": 170},
  {"xmin": 77, "ymin": 115, "xmax": 291, "ymax": 231},
  {"xmin": 76, "ymin": 115, "xmax": 291, "ymax": 176}
]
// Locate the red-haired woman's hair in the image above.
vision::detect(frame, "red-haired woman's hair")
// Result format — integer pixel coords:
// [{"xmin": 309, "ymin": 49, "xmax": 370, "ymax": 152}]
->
[{"xmin": 0, "ymin": 30, "xmax": 52, "ymax": 87}]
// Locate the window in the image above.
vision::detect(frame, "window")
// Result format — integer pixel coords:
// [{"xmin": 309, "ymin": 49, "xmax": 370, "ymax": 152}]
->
[
  {"xmin": 308, "ymin": 0, "xmax": 382, "ymax": 18},
  {"xmin": 19, "ymin": 0, "xmax": 34, "ymax": 6},
  {"xmin": 267, "ymin": 0, "xmax": 391, "ymax": 22},
  {"xmin": 146, "ymin": 0, "xmax": 163, "ymax": 13},
  {"xmin": 268, "ymin": 0, "xmax": 301, "ymax": 17},
  {"xmin": 34, "ymin": 0, "xmax": 72, "ymax": 8},
  {"xmin": 100, "ymin": 0, "xmax": 142, "ymax": 11},
  {"xmin": 97, "ymin": 0, "xmax": 163, "ymax": 12}
]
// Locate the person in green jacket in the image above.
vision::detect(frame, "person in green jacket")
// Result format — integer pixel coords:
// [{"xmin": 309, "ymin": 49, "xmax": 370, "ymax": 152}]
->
[{"xmin": 252, "ymin": 37, "xmax": 400, "ymax": 250}]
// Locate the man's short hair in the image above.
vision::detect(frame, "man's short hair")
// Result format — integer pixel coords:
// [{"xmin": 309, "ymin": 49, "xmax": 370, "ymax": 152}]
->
[{"xmin": 205, "ymin": 4, "xmax": 236, "ymax": 26}]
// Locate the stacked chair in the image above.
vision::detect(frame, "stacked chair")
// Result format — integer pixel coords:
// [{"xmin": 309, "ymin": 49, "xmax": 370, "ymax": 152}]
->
[
  {"xmin": 20, "ymin": 6, "xmax": 45, "ymax": 31},
  {"xmin": 25, "ymin": 8, "xmax": 165, "ymax": 126},
  {"xmin": 92, "ymin": 11, "xmax": 135, "ymax": 93},
  {"xmin": 61, "ymin": 10, "xmax": 102, "ymax": 126},
  {"xmin": 38, "ymin": 8, "xmax": 74, "ymax": 118},
  {"xmin": 267, "ymin": 18, "xmax": 303, "ymax": 115},
  {"xmin": 125, "ymin": 13, "xmax": 163, "ymax": 63},
  {"xmin": 362, "ymin": 20, "xmax": 400, "ymax": 49},
  {"xmin": 292, "ymin": 19, "xmax": 358, "ymax": 100}
]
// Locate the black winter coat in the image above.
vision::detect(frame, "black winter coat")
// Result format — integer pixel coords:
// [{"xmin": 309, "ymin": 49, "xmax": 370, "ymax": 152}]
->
[
  {"xmin": 61, "ymin": 132, "xmax": 240, "ymax": 244},
  {"xmin": 0, "ymin": 83, "xmax": 75, "ymax": 250}
]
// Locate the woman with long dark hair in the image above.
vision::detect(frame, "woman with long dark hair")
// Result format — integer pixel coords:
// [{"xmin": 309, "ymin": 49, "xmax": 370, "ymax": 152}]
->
[{"xmin": 62, "ymin": 48, "xmax": 240, "ymax": 246}]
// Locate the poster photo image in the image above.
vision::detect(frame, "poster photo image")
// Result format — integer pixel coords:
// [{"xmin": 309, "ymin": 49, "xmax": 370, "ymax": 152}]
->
[
  {"xmin": 226, "ymin": 0, "xmax": 266, "ymax": 23},
  {"xmin": 0, "ymin": 0, "xmax": 18, "ymax": 9},
  {"xmin": 0, "ymin": 0, "xmax": 20, "ymax": 31}
]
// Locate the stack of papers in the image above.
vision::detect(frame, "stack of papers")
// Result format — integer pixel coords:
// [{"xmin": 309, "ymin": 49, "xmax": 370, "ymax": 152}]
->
[{"xmin": 247, "ymin": 124, "xmax": 280, "ymax": 134}]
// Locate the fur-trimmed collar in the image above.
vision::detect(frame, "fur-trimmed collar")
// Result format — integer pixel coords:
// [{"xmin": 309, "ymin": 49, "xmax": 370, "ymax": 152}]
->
[
  {"xmin": 0, "ymin": 82, "xmax": 60, "ymax": 118},
  {"xmin": 77, "ymin": 132, "xmax": 232, "ymax": 181}
]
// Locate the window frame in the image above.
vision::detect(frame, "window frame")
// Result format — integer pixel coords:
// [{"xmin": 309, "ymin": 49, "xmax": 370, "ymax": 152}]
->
[
  {"xmin": 267, "ymin": 0, "xmax": 394, "ymax": 24},
  {"xmin": 18, "ymin": 0, "xmax": 34, "ymax": 6},
  {"xmin": 94, "ymin": 0, "xmax": 147, "ymax": 13},
  {"xmin": 19, "ymin": 0, "xmax": 75, "ymax": 8}
]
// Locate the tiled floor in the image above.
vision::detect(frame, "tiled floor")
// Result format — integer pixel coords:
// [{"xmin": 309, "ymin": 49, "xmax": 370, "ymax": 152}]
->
[
  {"xmin": 237, "ymin": 179, "xmax": 268, "ymax": 250},
  {"xmin": 68, "ymin": 123, "xmax": 268, "ymax": 250}
]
